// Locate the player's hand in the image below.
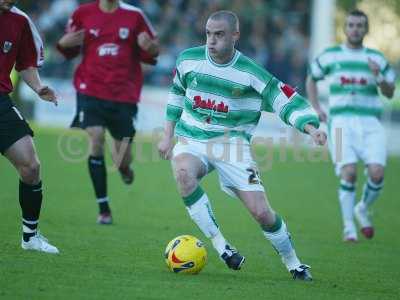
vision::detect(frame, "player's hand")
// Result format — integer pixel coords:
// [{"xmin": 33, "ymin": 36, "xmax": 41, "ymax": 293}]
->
[
  {"xmin": 137, "ymin": 31, "xmax": 159, "ymax": 56},
  {"xmin": 316, "ymin": 109, "xmax": 327, "ymax": 123},
  {"xmin": 58, "ymin": 29, "xmax": 85, "ymax": 48},
  {"xmin": 367, "ymin": 58, "xmax": 380, "ymax": 76},
  {"xmin": 36, "ymin": 86, "xmax": 58, "ymax": 106},
  {"xmin": 137, "ymin": 32, "xmax": 152, "ymax": 50},
  {"xmin": 158, "ymin": 136, "xmax": 174, "ymax": 160},
  {"xmin": 310, "ymin": 129, "xmax": 327, "ymax": 146}
]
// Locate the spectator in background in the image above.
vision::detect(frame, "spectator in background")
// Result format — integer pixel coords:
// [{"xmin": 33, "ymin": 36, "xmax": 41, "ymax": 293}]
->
[{"xmin": 21, "ymin": 0, "xmax": 312, "ymax": 92}]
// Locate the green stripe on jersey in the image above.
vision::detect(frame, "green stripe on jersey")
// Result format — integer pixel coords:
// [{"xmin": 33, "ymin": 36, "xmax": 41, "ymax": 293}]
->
[
  {"xmin": 329, "ymin": 106, "xmax": 382, "ymax": 117},
  {"xmin": 365, "ymin": 48, "xmax": 384, "ymax": 57},
  {"xmin": 185, "ymin": 72, "xmax": 260, "ymax": 99},
  {"xmin": 166, "ymin": 105, "xmax": 183, "ymax": 121},
  {"xmin": 329, "ymin": 84, "xmax": 378, "ymax": 96},
  {"xmin": 323, "ymin": 46, "xmax": 342, "ymax": 54},
  {"xmin": 262, "ymin": 77, "xmax": 280, "ymax": 112},
  {"xmin": 232, "ymin": 55, "xmax": 273, "ymax": 83},
  {"xmin": 171, "ymin": 83, "xmax": 185, "ymax": 96},
  {"xmin": 176, "ymin": 46, "xmax": 206, "ymax": 65},
  {"xmin": 279, "ymin": 94, "xmax": 311, "ymax": 124}
]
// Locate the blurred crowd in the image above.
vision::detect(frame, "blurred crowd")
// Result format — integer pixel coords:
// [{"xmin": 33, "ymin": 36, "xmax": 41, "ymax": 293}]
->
[{"xmin": 18, "ymin": 0, "xmax": 311, "ymax": 93}]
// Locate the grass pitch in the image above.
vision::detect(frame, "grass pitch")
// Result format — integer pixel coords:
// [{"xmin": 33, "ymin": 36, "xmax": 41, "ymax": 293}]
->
[{"xmin": 1, "ymin": 126, "xmax": 399, "ymax": 299}]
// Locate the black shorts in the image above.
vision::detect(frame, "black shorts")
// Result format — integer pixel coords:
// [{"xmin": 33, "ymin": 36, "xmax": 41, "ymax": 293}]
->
[
  {"xmin": 0, "ymin": 93, "xmax": 34, "ymax": 155},
  {"xmin": 71, "ymin": 93, "xmax": 138, "ymax": 141}
]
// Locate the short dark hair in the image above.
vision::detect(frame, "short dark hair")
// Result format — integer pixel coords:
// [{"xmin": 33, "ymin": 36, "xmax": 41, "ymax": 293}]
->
[
  {"xmin": 208, "ymin": 10, "xmax": 239, "ymax": 32},
  {"xmin": 347, "ymin": 9, "xmax": 369, "ymax": 30}
]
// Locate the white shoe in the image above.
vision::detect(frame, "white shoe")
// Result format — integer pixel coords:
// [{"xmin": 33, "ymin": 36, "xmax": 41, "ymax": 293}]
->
[
  {"xmin": 343, "ymin": 224, "xmax": 358, "ymax": 242},
  {"xmin": 354, "ymin": 202, "xmax": 374, "ymax": 239},
  {"xmin": 21, "ymin": 232, "xmax": 59, "ymax": 254}
]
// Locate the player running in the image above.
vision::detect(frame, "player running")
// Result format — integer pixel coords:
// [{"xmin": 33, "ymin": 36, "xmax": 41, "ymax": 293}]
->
[
  {"xmin": 0, "ymin": 0, "xmax": 59, "ymax": 253},
  {"xmin": 307, "ymin": 10, "xmax": 396, "ymax": 242},
  {"xmin": 158, "ymin": 10, "xmax": 326, "ymax": 281},
  {"xmin": 57, "ymin": 0, "xmax": 159, "ymax": 224}
]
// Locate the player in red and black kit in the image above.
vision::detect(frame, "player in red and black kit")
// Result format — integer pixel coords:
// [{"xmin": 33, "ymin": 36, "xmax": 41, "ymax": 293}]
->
[
  {"xmin": 57, "ymin": 0, "xmax": 159, "ymax": 224},
  {"xmin": 0, "ymin": 0, "xmax": 59, "ymax": 253}
]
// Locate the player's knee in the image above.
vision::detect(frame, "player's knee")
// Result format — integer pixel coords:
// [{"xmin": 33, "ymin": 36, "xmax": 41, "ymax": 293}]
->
[
  {"xmin": 341, "ymin": 167, "xmax": 357, "ymax": 183},
  {"xmin": 87, "ymin": 128, "xmax": 105, "ymax": 155},
  {"xmin": 90, "ymin": 136, "xmax": 105, "ymax": 155},
  {"xmin": 175, "ymin": 168, "xmax": 197, "ymax": 192},
  {"xmin": 369, "ymin": 168, "xmax": 384, "ymax": 184},
  {"xmin": 19, "ymin": 159, "xmax": 41, "ymax": 184},
  {"xmin": 253, "ymin": 209, "xmax": 270, "ymax": 226}
]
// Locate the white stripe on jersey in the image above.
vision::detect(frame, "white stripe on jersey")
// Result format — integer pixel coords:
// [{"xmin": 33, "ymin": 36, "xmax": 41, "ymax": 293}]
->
[
  {"xmin": 168, "ymin": 93, "xmax": 184, "ymax": 108},
  {"xmin": 11, "ymin": 7, "xmax": 44, "ymax": 67},
  {"xmin": 119, "ymin": 2, "xmax": 157, "ymax": 36}
]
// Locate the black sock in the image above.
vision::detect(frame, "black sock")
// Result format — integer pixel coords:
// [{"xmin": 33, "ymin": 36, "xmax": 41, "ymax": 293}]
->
[
  {"xmin": 19, "ymin": 180, "xmax": 42, "ymax": 242},
  {"xmin": 88, "ymin": 155, "xmax": 110, "ymax": 214}
]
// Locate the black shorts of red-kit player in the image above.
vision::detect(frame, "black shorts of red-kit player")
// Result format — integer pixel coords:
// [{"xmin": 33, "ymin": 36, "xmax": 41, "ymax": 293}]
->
[
  {"xmin": 0, "ymin": 93, "xmax": 34, "ymax": 155},
  {"xmin": 71, "ymin": 93, "xmax": 138, "ymax": 142}
]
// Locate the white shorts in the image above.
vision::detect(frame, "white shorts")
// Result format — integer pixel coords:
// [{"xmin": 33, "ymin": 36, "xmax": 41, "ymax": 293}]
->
[
  {"xmin": 328, "ymin": 115, "xmax": 386, "ymax": 175},
  {"xmin": 172, "ymin": 137, "xmax": 265, "ymax": 198}
]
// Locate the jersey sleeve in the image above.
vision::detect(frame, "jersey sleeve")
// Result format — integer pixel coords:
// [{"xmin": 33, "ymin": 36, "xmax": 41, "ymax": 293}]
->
[
  {"xmin": 15, "ymin": 18, "xmax": 44, "ymax": 71},
  {"xmin": 166, "ymin": 61, "xmax": 185, "ymax": 122},
  {"xmin": 56, "ymin": 9, "xmax": 82, "ymax": 60},
  {"xmin": 308, "ymin": 50, "xmax": 330, "ymax": 81},
  {"xmin": 261, "ymin": 78, "xmax": 320, "ymax": 132}
]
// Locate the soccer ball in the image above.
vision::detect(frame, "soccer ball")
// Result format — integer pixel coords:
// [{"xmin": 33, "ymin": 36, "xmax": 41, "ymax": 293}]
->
[{"xmin": 164, "ymin": 235, "xmax": 207, "ymax": 274}]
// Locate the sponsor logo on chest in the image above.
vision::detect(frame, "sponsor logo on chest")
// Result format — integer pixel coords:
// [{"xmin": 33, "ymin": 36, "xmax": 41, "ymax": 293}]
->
[
  {"xmin": 193, "ymin": 95, "xmax": 229, "ymax": 123},
  {"xmin": 340, "ymin": 76, "xmax": 368, "ymax": 86},
  {"xmin": 97, "ymin": 43, "xmax": 119, "ymax": 57},
  {"xmin": 2, "ymin": 41, "xmax": 12, "ymax": 53}
]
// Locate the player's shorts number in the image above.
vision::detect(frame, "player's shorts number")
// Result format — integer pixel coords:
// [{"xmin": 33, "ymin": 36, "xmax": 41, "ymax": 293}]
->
[{"xmin": 246, "ymin": 167, "xmax": 261, "ymax": 185}]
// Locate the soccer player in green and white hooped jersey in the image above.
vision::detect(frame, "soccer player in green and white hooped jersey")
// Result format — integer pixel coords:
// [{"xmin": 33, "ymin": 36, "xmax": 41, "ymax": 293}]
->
[
  {"xmin": 307, "ymin": 9, "xmax": 396, "ymax": 242},
  {"xmin": 158, "ymin": 10, "xmax": 327, "ymax": 281}
]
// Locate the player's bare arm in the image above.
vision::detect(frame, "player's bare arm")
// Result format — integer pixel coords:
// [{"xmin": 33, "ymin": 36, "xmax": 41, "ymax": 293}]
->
[
  {"xmin": 19, "ymin": 67, "xmax": 58, "ymax": 105},
  {"xmin": 158, "ymin": 121, "xmax": 176, "ymax": 160},
  {"xmin": 304, "ymin": 124, "xmax": 327, "ymax": 146},
  {"xmin": 306, "ymin": 75, "xmax": 327, "ymax": 122},
  {"xmin": 138, "ymin": 31, "xmax": 159, "ymax": 57},
  {"xmin": 367, "ymin": 58, "xmax": 395, "ymax": 99},
  {"xmin": 58, "ymin": 29, "xmax": 85, "ymax": 48}
]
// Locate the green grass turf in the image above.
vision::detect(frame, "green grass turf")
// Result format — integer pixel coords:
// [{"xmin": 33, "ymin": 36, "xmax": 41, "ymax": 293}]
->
[{"xmin": 1, "ymin": 127, "xmax": 399, "ymax": 299}]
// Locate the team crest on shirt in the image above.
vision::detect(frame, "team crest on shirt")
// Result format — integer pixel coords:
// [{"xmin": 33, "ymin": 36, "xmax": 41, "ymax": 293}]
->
[
  {"xmin": 232, "ymin": 87, "xmax": 242, "ymax": 97},
  {"xmin": 2, "ymin": 41, "xmax": 12, "ymax": 53},
  {"xmin": 119, "ymin": 27, "xmax": 129, "ymax": 39}
]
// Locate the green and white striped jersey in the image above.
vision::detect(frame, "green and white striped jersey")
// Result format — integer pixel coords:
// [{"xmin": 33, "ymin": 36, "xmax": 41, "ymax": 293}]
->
[
  {"xmin": 166, "ymin": 46, "xmax": 319, "ymax": 143},
  {"xmin": 309, "ymin": 44, "xmax": 396, "ymax": 117}
]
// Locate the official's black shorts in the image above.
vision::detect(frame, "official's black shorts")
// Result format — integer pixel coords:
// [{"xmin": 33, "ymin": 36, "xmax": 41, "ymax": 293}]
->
[
  {"xmin": 0, "ymin": 93, "xmax": 34, "ymax": 155},
  {"xmin": 71, "ymin": 93, "xmax": 138, "ymax": 142}
]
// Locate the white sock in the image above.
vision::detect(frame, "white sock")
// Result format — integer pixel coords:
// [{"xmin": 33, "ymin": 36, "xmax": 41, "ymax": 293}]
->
[
  {"xmin": 360, "ymin": 178, "xmax": 383, "ymax": 207},
  {"xmin": 210, "ymin": 231, "xmax": 228, "ymax": 256},
  {"xmin": 186, "ymin": 193, "xmax": 227, "ymax": 256},
  {"xmin": 339, "ymin": 179, "xmax": 356, "ymax": 228},
  {"xmin": 263, "ymin": 221, "xmax": 301, "ymax": 271}
]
